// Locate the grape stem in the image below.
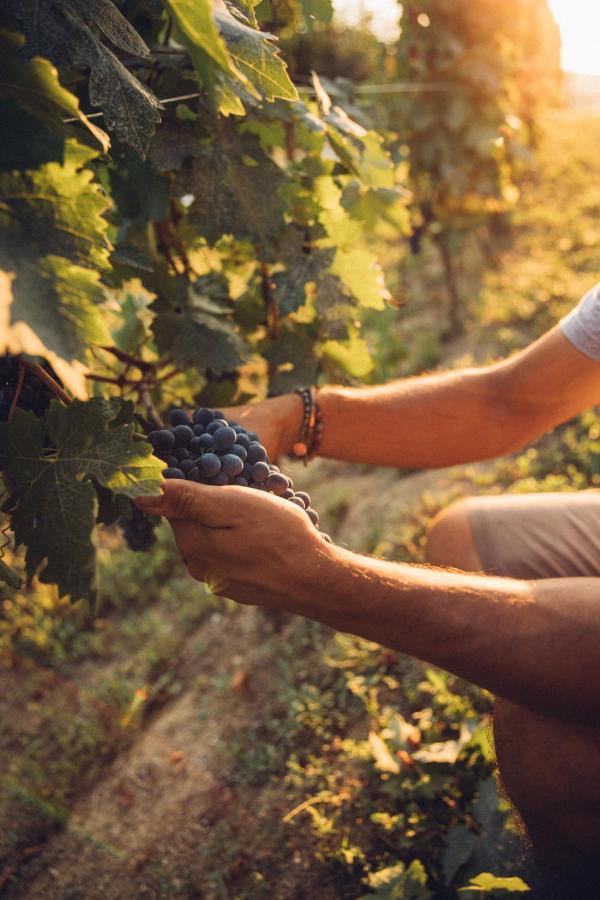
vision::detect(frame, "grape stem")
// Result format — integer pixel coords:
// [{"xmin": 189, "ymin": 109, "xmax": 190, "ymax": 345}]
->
[
  {"xmin": 7, "ymin": 362, "xmax": 25, "ymax": 422},
  {"xmin": 20, "ymin": 360, "xmax": 72, "ymax": 406}
]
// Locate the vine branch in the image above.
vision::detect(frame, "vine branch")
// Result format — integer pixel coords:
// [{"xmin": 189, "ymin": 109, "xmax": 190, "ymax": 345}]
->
[{"xmin": 20, "ymin": 360, "xmax": 72, "ymax": 406}]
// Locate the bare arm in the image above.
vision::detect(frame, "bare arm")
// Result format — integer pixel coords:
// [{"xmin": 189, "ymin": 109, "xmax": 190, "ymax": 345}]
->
[
  {"xmin": 138, "ymin": 481, "xmax": 600, "ymax": 724},
  {"xmin": 313, "ymin": 546, "xmax": 600, "ymax": 723},
  {"xmin": 231, "ymin": 326, "xmax": 600, "ymax": 468}
]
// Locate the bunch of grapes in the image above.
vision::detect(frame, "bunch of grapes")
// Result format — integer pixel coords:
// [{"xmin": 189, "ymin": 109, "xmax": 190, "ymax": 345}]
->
[
  {"xmin": 0, "ymin": 355, "xmax": 57, "ymax": 421},
  {"xmin": 147, "ymin": 407, "xmax": 332, "ymax": 543},
  {"xmin": 118, "ymin": 505, "xmax": 157, "ymax": 552}
]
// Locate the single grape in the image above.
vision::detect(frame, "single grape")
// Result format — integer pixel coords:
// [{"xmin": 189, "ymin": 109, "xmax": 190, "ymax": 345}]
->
[
  {"xmin": 179, "ymin": 459, "xmax": 196, "ymax": 475},
  {"xmin": 197, "ymin": 453, "xmax": 221, "ymax": 479},
  {"xmin": 286, "ymin": 476, "xmax": 294, "ymax": 490},
  {"xmin": 234, "ymin": 432, "xmax": 251, "ymax": 450},
  {"xmin": 168, "ymin": 408, "xmax": 191, "ymax": 427},
  {"xmin": 208, "ymin": 472, "xmax": 228, "ymax": 486},
  {"xmin": 290, "ymin": 493, "xmax": 307, "ymax": 509},
  {"xmin": 266, "ymin": 472, "xmax": 289, "ymax": 496},
  {"xmin": 251, "ymin": 461, "xmax": 270, "ymax": 483},
  {"xmin": 187, "ymin": 466, "xmax": 199, "ymax": 481},
  {"xmin": 269, "ymin": 464, "xmax": 280, "ymax": 473},
  {"xmin": 247, "ymin": 432, "xmax": 260, "ymax": 442},
  {"xmin": 295, "ymin": 491, "xmax": 311, "ymax": 508},
  {"xmin": 194, "ymin": 433, "xmax": 215, "ymax": 453},
  {"xmin": 172, "ymin": 424, "xmax": 194, "ymax": 447},
  {"xmin": 164, "ymin": 467, "xmax": 185, "ymax": 479},
  {"xmin": 306, "ymin": 508, "xmax": 319, "ymax": 527},
  {"xmin": 221, "ymin": 453, "xmax": 244, "ymax": 477},
  {"xmin": 213, "ymin": 409, "xmax": 225, "ymax": 420},
  {"xmin": 149, "ymin": 429, "xmax": 175, "ymax": 452},
  {"xmin": 193, "ymin": 408, "xmax": 214, "ymax": 426},
  {"xmin": 164, "ymin": 455, "xmax": 178, "ymax": 467},
  {"xmin": 242, "ymin": 463, "xmax": 253, "ymax": 482},
  {"xmin": 288, "ymin": 496, "xmax": 306, "ymax": 509},
  {"xmin": 247, "ymin": 442, "xmax": 267, "ymax": 465},
  {"xmin": 233, "ymin": 425, "xmax": 247, "ymax": 434},
  {"xmin": 192, "ymin": 423, "xmax": 206, "ymax": 436},
  {"xmin": 233, "ymin": 476, "xmax": 249, "ymax": 487},
  {"xmin": 282, "ymin": 488, "xmax": 295, "ymax": 500},
  {"xmin": 206, "ymin": 420, "xmax": 223, "ymax": 435},
  {"xmin": 230, "ymin": 443, "xmax": 248, "ymax": 462},
  {"xmin": 175, "ymin": 447, "xmax": 191, "ymax": 461},
  {"xmin": 213, "ymin": 426, "xmax": 237, "ymax": 451}
]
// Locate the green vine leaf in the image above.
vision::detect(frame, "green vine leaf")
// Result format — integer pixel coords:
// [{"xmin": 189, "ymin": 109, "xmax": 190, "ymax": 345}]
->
[
  {"xmin": 0, "ymin": 140, "xmax": 113, "ymax": 363},
  {"xmin": 0, "ymin": 29, "xmax": 110, "ymax": 153},
  {"xmin": 5, "ymin": 0, "xmax": 163, "ymax": 156},
  {"xmin": 0, "ymin": 399, "xmax": 164, "ymax": 600}
]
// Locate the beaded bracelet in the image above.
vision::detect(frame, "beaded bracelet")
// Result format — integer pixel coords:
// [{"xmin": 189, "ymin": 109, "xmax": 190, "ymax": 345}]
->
[{"xmin": 292, "ymin": 387, "xmax": 323, "ymax": 464}]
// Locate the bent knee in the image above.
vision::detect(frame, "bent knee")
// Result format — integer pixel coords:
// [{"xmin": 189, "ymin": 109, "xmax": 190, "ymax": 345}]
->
[{"xmin": 425, "ymin": 498, "xmax": 483, "ymax": 571}]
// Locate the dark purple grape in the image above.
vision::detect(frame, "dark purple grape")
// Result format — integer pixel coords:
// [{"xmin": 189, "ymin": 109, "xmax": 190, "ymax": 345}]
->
[
  {"xmin": 251, "ymin": 461, "xmax": 270, "ymax": 483},
  {"xmin": 290, "ymin": 493, "xmax": 308, "ymax": 509},
  {"xmin": 282, "ymin": 488, "xmax": 295, "ymax": 500},
  {"xmin": 192, "ymin": 423, "xmax": 206, "ymax": 436},
  {"xmin": 193, "ymin": 408, "xmax": 215, "ymax": 426},
  {"xmin": 197, "ymin": 453, "xmax": 221, "ymax": 478},
  {"xmin": 206, "ymin": 420, "xmax": 224, "ymax": 435},
  {"xmin": 247, "ymin": 432, "xmax": 260, "ymax": 442},
  {"xmin": 234, "ymin": 432, "xmax": 251, "ymax": 450},
  {"xmin": 193, "ymin": 433, "xmax": 215, "ymax": 453},
  {"xmin": 295, "ymin": 491, "xmax": 311, "ymax": 508},
  {"xmin": 149, "ymin": 429, "xmax": 175, "ymax": 452},
  {"xmin": 247, "ymin": 442, "xmax": 267, "ymax": 465},
  {"xmin": 266, "ymin": 472, "xmax": 289, "ymax": 495},
  {"xmin": 288, "ymin": 496, "xmax": 306, "ymax": 509},
  {"xmin": 242, "ymin": 463, "xmax": 253, "ymax": 481},
  {"xmin": 221, "ymin": 453, "xmax": 244, "ymax": 477},
  {"xmin": 213, "ymin": 409, "xmax": 225, "ymax": 420},
  {"xmin": 168, "ymin": 408, "xmax": 191, "ymax": 427},
  {"xmin": 233, "ymin": 476, "xmax": 249, "ymax": 487},
  {"xmin": 180, "ymin": 459, "xmax": 196, "ymax": 475},
  {"xmin": 164, "ymin": 467, "xmax": 185, "ymax": 479},
  {"xmin": 187, "ymin": 466, "xmax": 199, "ymax": 481},
  {"xmin": 214, "ymin": 426, "xmax": 237, "ymax": 451},
  {"xmin": 172, "ymin": 424, "xmax": 194, "ymax": 447},
  {"xmin": 306, "ymin": 508, "xmax": 319, "ymax": 526},
  {"xmin": 269, "ymin": 464, "xmax": 280, "ymax": 473},
  {"xmin": 175, "ymin": 447, "xmax": 191, "ymax": 461},
  {"xmin": 230, "ymin": 443, "xmax": 247, "ymax": 462},
  {"xmin": 208, "ymin": 472, "xmax": 228, "ymax": 486},
  {"xmin": 233, "ymin": 425, "xmax": 247, "ymax": 434},
  {"xmin": 165, "ymin": 455, "xmax": 179, "ymax": 467},
  {"xmin": 286, "ymin": 476, "xmax": 294, "ymax": 490}
]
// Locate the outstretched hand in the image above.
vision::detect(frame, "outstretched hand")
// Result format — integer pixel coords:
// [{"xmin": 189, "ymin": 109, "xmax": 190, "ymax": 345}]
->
[{"xmin": 135, "ymin": 480, "xmax": 333, "ymax": 613}]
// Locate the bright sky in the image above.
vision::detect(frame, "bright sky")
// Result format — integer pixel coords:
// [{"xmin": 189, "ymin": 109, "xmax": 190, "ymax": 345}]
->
[{"xmin": 333, "ymin": 0, "xmax": 600, "ymax": 76}]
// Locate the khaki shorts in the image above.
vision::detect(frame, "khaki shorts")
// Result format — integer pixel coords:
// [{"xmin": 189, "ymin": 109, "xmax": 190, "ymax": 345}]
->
[{"xmin": 468, "ymin": 490, "xmax": 600, "ymax": 579}]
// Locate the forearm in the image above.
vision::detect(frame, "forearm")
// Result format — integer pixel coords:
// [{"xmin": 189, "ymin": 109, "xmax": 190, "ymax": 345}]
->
[
  {"xmin": 298, "ymin": 547, "xmax": 600, "ymax": 722},
  {"xmin": 313, "ymin": 368, "xmax": 521, "ymax": 469}
]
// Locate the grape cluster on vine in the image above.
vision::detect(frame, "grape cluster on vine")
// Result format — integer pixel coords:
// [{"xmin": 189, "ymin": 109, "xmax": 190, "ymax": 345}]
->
[
  {"xmin": 0, "ymin": 355, "xmax": 56, "ymax": 421},
  {"xmin": 145, "ymin": 407, "xmax": 332, "ymax": 542}
]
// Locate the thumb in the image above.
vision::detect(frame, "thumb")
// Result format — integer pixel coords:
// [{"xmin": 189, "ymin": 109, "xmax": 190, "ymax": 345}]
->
[{"xmin": 134, "ymin": 480, "xmax": 233, "ymax": 524}]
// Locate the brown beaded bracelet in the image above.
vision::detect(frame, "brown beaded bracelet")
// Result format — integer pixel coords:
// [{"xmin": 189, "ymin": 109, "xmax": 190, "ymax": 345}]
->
[{"xmin": 292, "ymin": 387, "xmax": 323, "ymax": 464}]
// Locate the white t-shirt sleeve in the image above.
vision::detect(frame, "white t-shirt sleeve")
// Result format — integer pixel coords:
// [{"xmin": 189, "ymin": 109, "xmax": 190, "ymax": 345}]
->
[{"xmin": 560, "ymin": 283, "xmax": 600, "ymax": 361}]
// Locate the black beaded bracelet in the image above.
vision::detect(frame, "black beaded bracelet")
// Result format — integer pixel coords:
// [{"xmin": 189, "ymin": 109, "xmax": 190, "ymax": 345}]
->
[{"xmin": 292, "ymin": 387, "xmax": 322, "ymax": 464}]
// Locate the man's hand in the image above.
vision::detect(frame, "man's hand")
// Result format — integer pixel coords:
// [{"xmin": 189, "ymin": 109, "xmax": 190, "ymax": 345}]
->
[{"xmin": 135, "ymin": 480, "xmax": 333, "ymax": 612}]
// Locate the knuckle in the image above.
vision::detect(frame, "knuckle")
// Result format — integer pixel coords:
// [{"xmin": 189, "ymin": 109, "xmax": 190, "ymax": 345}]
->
[{"xmin": 171, "ymin": 484, "xmax": 197, "ymax": 519}]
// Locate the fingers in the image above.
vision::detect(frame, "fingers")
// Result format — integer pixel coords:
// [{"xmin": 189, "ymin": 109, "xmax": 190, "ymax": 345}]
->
[{"xmin": 134, "ymin": 479, "xmax": 242, "ymax": 525}]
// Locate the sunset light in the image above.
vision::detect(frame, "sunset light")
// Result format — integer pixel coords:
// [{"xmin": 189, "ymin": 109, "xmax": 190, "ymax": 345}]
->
[{"xmin": 335, "ymin": 0, "xmax": 600, "ymax": 75}]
